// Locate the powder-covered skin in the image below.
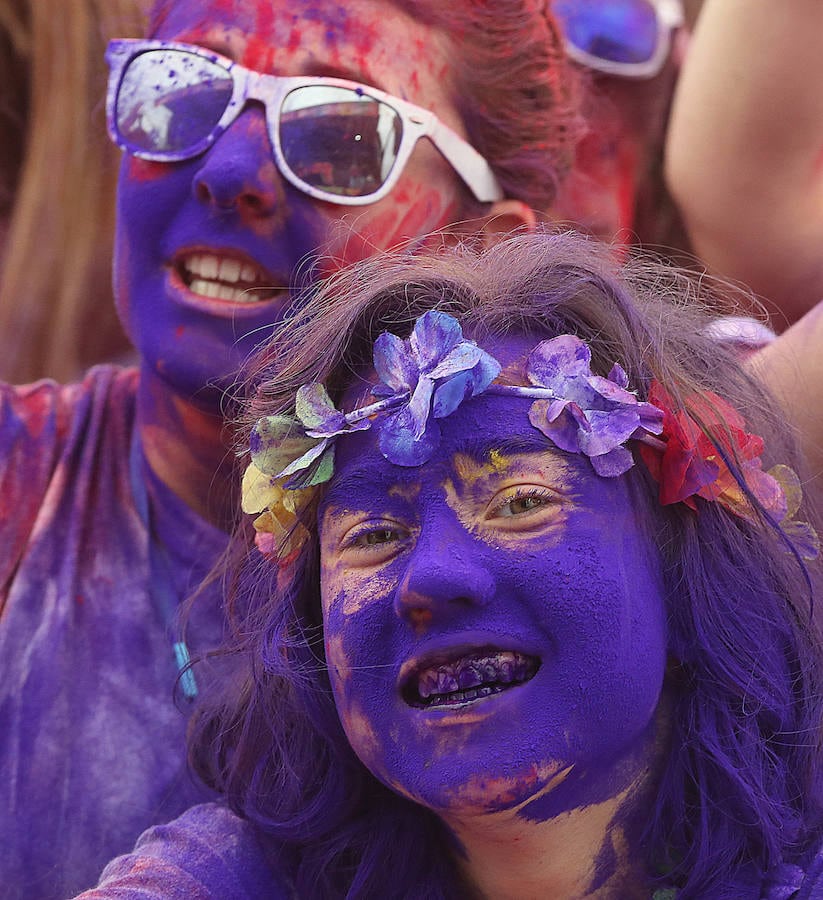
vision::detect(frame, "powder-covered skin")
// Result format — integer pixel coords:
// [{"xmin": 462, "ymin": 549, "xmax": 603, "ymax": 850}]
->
[
  {"xmin": 320, "ymin": 384, "xmax": 669, "ymax": 895},
  {"xmin": 0, "ymin": 1, "xmax": 477, "ymax": 895},
  {"xmin": 117, "ymin": 0, "xmax": 467, "ymax": 404}
]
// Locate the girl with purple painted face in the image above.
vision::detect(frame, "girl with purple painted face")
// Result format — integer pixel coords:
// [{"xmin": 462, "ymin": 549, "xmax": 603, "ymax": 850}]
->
[
  {"xmin": 1, "ymin": 1, "xmax": 590, "ymax": 896},
  {"xmin": 88, "ymin": 232, "xmax": 823, "ymax": 897}
]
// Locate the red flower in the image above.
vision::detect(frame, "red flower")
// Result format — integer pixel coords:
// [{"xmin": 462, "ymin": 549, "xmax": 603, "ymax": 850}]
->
[{"xmin": 638, "ymin": 382, "xmax": 784, "ymax": 519}]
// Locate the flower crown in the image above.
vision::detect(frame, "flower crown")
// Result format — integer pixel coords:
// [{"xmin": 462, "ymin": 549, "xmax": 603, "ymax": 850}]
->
[{"xmin": 242, "ymin": 311, "xmax": 818, "ymax": 561}]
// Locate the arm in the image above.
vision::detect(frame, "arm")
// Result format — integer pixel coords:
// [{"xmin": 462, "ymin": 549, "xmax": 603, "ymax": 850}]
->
[
  {"xmin": 665, "ymin": 0, "xmax": 823, "ymax": 326},
  {"xmin": 746, "ymin": 299, "xmax": 823, "ymax": 480}
]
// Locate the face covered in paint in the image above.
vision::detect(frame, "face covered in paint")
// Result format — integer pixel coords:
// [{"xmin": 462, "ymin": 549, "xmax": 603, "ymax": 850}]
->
[
  {"xmin": 318, "ymin": 337, "xmax": 669, "ymax": 823},
  {"xmin": 114, "ymin": 0, "xmax": 480, "ymax": 400}
]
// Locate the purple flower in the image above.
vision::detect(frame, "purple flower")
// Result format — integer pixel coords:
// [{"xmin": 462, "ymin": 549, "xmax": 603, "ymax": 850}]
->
[
  {"xmin": 246, "ymin": 318, "xmax": 664, "ymax": 498},
  {"xmin": 525, "ymin": 335, "xmax": 663, "ymax": 476},
  {"xmin": 372, "ymin": 310, "xmax": 501, "ymax": 465}
]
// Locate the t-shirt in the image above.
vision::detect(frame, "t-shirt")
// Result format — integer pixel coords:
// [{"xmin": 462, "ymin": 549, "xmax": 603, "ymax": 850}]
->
[
  {"xmin": 75, "ymin": 803, "xmax": 285, "ymax": 900},
  {"xmin": 0, "ymin": 367, "xmax": 229, "ymax": 899},
  {"xmin": 74, "ymin": 801, "xmax": 823, "ymax": 900}
]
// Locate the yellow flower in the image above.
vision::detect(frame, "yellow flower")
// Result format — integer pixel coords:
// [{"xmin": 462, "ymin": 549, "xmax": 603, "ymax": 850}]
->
[{"xmin": 241, "ymin": 461, "xmax": 312, "ymax": 559}]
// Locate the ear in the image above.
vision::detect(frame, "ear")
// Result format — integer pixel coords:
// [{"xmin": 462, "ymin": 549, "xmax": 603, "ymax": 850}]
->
[{"xmin": 476, "ymin": 200, "xmax": 537, "ymax": 248}]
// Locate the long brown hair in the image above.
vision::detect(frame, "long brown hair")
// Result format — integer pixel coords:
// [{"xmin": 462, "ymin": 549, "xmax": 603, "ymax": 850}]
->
[{"xmin": 0, "ymin": 0, "xmax": 145, "ymax": 383}]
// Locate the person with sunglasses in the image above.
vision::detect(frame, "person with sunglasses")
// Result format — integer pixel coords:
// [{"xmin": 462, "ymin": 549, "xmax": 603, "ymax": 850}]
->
[
  {"xmin": 0, "ymin": 1, "xmax": 591, "ymax": 897},
  {"xmin": 80, "ymin": 231, "xmax": 823, "ymax": 898},
  {"xmin": 550, "ymin": 0, "xmax": 694, "ymax": 253}
]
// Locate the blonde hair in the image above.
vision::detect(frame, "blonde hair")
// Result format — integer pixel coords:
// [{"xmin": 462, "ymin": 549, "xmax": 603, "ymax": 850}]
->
[{"xmin": 0, "ymin": 0, "xmax": 145, "ymax": 383}]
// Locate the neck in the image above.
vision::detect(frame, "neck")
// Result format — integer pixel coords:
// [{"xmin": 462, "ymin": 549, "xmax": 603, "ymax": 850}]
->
[
  {"xmin": 448, "ymin": 785, "xmax": 651, "ymax": 900},
  {"xmin": 135, "ymin": 367, "xmax": 238, "ymax": 530},
  {"xmin": 443, "ymin": 718, "xmax": 669, "ymax": 900}
]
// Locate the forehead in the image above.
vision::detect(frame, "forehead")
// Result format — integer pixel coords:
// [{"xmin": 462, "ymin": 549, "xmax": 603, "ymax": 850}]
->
[
  {"xmin": 328, "ymin": 391, "xmax": 599, "ymax": 502},
  {"xmin": 152, "ymin": 0, "xmax": 457, "ymax": 116},
  {"xmin": 330, "ymin": 331, "xmax": 573, "ymax": 484}
]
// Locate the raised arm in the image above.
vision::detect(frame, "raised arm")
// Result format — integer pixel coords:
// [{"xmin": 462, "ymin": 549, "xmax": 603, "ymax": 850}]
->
[
  {"xmin": 748, "ymin": 299, "xmax": 823, "ymax": 481},
  {"xmin": 665, "ymin": 0, "xmax": 823, "ymax": 326}
]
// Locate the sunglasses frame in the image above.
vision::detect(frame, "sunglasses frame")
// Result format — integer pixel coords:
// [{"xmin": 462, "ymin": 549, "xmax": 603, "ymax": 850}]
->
[
  {"xmin": 558, "ymin": 0, "xmax": 684, "ymax": 79},
  {"xmin": 105, "ymin": 39, "xmax": 503, "ymax": 206}
]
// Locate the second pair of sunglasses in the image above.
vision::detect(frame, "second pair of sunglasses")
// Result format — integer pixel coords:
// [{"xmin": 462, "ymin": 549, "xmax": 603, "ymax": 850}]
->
[{"xmin": 555, "ymin": 0, "xmax": 684, "ymax": 78}]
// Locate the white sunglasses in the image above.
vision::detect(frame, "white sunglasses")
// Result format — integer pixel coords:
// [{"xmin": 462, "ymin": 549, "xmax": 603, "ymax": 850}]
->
[
  {"xmin": 106, "ymin": 39, "xmax": 503, "ymax": 206},
  {"xmin": 555, "ymin": 0, "xmax": 684, "ymax": 79}
]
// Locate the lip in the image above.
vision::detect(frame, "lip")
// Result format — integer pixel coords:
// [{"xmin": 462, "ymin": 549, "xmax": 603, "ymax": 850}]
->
[{"xmin": 167, "ymin": 247, "xmax": 291, "ymax": 316}]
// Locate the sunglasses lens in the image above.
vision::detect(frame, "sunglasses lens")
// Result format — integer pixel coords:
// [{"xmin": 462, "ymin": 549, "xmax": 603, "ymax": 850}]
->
[
  {"xmin": 554, "ymin": 0, "xmax": 659, "ymax": 65},
  {"xmin": 280, "ymin": 86, "xmax": 402, "ymax": 198},
  {"xmin": 116, "ymin": 49, "xmax": 233, "ymax": 155}
]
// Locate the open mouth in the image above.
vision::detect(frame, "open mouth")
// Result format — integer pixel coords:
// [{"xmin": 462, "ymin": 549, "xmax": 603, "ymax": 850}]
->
[
  {"xmin": 175, "ymin": 252, "xmax": 283, "ymax": 303},
  {"xmin": 403, "ymin": 649, "xmax": 540, "ymax": 709}
]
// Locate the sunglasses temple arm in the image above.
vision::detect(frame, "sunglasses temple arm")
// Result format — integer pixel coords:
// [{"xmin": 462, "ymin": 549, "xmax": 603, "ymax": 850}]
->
[
  {"xmin": 428, "ymin": 120, "xmax": 504, "ymax": 204},
  {"xmin": 662, "ymin": 0, "xmax": 685, "ymax": 29}
]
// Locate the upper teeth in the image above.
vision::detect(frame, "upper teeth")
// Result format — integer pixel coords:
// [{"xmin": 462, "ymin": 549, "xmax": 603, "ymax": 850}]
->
[
  {"xmin": 416, "ymin": 650, "xmax": 536, "ymax": 700},
  {"xmin": 182, "ymin": 253, "xmax": 275, "ymax": 302},
  {"xmin": 186, "ymin": 253, "xmax": 264, "ymax": 284}
]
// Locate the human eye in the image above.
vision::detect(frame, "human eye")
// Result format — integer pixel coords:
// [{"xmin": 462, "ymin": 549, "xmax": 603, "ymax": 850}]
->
[
  {"xmin": 338, "ymin": 518, "xmax": 412, "ymax": 564},
  {"xmin": 486, "ymin": 485, "xmax": 562, "ymax": 529},
  {"xmin": 350, "ymin": 525, "xmax": 404, "ymax": 547}
]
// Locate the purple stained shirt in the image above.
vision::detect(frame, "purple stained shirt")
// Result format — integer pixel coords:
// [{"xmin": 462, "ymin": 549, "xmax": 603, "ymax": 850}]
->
[
  {"xmin": 0, "ymin": 366, "xmax": 228, "ymax": 898},
  {"xmin": 75, "ymin": 803, "xmax": 285, "ymax": 900}
]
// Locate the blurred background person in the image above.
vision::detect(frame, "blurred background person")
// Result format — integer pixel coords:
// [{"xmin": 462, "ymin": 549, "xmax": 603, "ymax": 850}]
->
[{"xmin": 552, "ymin": 0, "xmax": 700, "ymax": 262}]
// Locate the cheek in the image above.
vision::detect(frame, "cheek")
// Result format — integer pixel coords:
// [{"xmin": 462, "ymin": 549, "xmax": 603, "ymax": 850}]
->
[
  {"xmin": 112, "ymin": 234, "xmax": 132, "ymax": 327},
  {"xmin": 323, "ymin": 629, "xmax": 350, "ymax": 696},
  {"xmin": 121, "ymin": 157, "xmax": 170, "ymax": 185},
  {"xmin": 322, "ymin": 604, "xmax": 394, "ymax": 778},
  {"xmin": 319, "ymin": 179, "xmax": 465, "ymax": 271},
  {"xmin": 322, "ymin": 602, "xmax": 356, "ymax": 732},
  {"xmin": 320, "ymin": 519, "xmax": 403, "ymax": 617},
  {"xmin": 116, "ymin": 157, "xmax": 190, "ymax": 248}
]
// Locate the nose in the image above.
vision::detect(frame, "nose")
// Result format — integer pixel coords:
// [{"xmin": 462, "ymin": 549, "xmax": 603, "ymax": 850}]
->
[
  {"xmin": 192, "ymin": 104, "xmax": 284, "ymax": 219},
  {"xmin": 394, "ymin": 528, "xmax": 495, "ymax": 630}
]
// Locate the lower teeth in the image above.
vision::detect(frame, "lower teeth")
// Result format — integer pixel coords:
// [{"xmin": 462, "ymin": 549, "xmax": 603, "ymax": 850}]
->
[
  {"xmin": 424, "ymin": 683, "xmax": 506, "ymax": 707},
  {"xmin": 188, "ymin": 278, "xmax": 263, "ymax": 302}
]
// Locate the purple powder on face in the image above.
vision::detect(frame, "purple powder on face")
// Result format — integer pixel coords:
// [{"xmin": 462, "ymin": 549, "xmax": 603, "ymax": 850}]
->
[{"xmin": 318, "ymin": 387, "xmax": 668, "ymax": 821}]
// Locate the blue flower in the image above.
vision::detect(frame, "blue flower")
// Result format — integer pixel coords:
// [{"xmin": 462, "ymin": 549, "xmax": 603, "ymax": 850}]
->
[
  {"xmin": 372, "ymin": 310, "xmax": 501, "ymax": 465},
  {"xmin": 525, "ymin": 335, "xmax": 663, "ymax": 476}
]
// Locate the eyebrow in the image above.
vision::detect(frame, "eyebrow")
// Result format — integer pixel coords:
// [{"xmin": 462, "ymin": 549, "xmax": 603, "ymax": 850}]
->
[
  {"xmin": 323, "ymin": 434, "xmax": 570, "ymax": 509},
  {"xmin": 322, "ymin": 466, "xmax": 414, "ymax": 511},
  {"xmin": 303, "ymin": 62, "xmax": 386, "ymax": 89},
  {"xmin": 456, "ymin": 434, "xmax": 560, "ymax": 461}
]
